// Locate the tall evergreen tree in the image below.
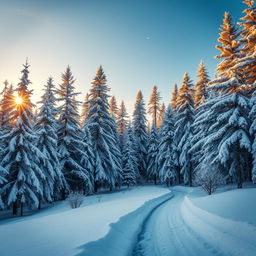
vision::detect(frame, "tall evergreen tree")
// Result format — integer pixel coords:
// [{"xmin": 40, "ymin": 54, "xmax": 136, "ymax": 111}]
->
[
  {"xmin": 116, "ymin": 101, "xmax": 129, "ymax": 153},
  {"xmin": 132, "ymin": 90, "xmax": 148, "ymax": 177},
  {"xmin": 194, "ymin": 61, "xmax": 210, "ymax": 108},
  {"xmin": 215, "ymin": 12, "xmax": 240, "ymax": 78},
  {"xmin": 235, "ymin": 0, "xmax": 256, "ymax": 86},
  {"xmin": 57, "ymin": 66, "xmax": 91, "ymax": 195},
  {"xmin": 0, "ymin": 61, "xmax": 47, "ymax": 215},
  {"xmin": 157, "ymin": 103, "xmax": 166, "ymax": 128},
  {"xmin": 174, "ymin": 73, "xmax": 194, "ymax": 186},
  {"xmin": 81, "ymin": 93, "xmax": 90, "ymax": 125},
  {"xmin": 157, "ymin": 106, "xmax": 176, "ymax": 185},
  {"xmin": 170, "ymin": 83, "xmax": 178, "ymax": 112},
  {"xmin": 122, "ymin": 125, "xmax": 138, "ymax": 187},
  {"xmin": 35, "ymin": 78, "xmax": 66, "ymax": 205},
  {"xmin": 148, "ymin": 85, "xmax": 161, "ymax": 127},
  {"xmin": 147, "ymin": 124, "xmax": 159, "ymax": 184},
  {"xmin": 86, "ymin": 66, "xmax": 122, "ymax": 192},
  {"xmin": 109, "ymin": 96, "xmax": 119, "ymax": 118}
]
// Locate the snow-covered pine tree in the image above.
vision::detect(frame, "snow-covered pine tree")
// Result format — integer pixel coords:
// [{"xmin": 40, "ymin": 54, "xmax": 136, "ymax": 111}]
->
[
  {"xmin": 157, "ymin": 106, "xmax": 176, "ymax": 186},
  {"xmin": 57, "ymin": 66, "xmax": 92, "ymax": 196},
  {"xmin": 148, "ymin": 85, "xmax": 161, "ymax": 127},
  {"xmin": 201, "ymin": 72, "xmax": 251, "ymax": 188},
  {"xmin": 194, "ymin": 61, "xmax": 210, "ymax": 108},
  {"xmin": 147, "ymin": 124, "xmax": 159, "ymax": 184},
  {"xmin": 0, "ymin": 61, "xmax": 47, "ymax": 216},
  {"xmin": 170, "ymin": 83, "xmax": 178, "ymax": 112},
  {"xmin": 86, "ymin": 66, "xmax": 122, "ymax": 192},
  {"xmin": 109, "ymin": 96, "xmax": 119, "ymax": 118},
  {"xmin": 235, "ymin": 0, "xmax": 256, "ymax": 87},
  {"xmin": 174, "ymin": 73, "xmax": 194, "ymax": 186},
  {"xmin": 35, "ymin": 77, "xmax": 66, "ymax": 205},
  {"xmin": 157, "ymin": 103, "xmax": 166, "ymax": 128},
  {"xmin": 215, "ymin": 12, "xmax": 240, "ymax": 78},
  {"xmin": 122, "ymin": 125, "xmax": 138, "ymax": 187},
  {"xmin": 249, "ymin": 91, "xmax": 256, "ymax": 183},
  {"xmin": 0, "ymin": 81, "xmax": 15, "ymax": 131},
  {"xmin": 132, "ymin": 90, "xmax": 148, "ymax": 178},
  {"xmin": 116, "ymin": 100, "xmax": 129, "ymax": 153},
  {"xmin": 81, "ymin": 93, "xmax": 90, "ymax": 126}
]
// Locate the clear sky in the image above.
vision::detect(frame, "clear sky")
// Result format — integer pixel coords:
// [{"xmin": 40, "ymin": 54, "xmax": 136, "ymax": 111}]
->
[{"xmin": 0, "ymin": 0, "xmax": 244, "ymax": 114}]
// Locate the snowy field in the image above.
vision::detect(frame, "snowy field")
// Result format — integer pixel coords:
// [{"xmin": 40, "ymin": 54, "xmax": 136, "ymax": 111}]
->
[
  {"xmin": 0, "ymin": 186, "xmax": 170, "ymax": 256},
  {"xmin": 0, "ymin": 185, "xmax": 256, "ymax": 256}
]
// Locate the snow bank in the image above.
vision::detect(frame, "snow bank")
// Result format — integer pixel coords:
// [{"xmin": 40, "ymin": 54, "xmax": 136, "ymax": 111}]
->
[
  {"xmin": 75, "ymin": 192, "xmax": 173, "ymax": 256},
  {"xmin": 0, "ymin": 186, "xmax": 170, "ymax": 256},
  {"xmin": 191, "ymin": 188, "xmax": 256, "ymax": 225},
  {"xmin": 181, "ymin": 196, "xmax": 256, "ymax": 256}
]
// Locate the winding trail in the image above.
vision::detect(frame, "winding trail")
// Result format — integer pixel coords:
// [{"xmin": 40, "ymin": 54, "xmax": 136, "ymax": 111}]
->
[
  {"xmin": 132, "ymin": 189, "xmax": 256, "ymax": 256},
  {"xmin": 132, "ymin": 191, "xmax": 219, "ymax": 256}
]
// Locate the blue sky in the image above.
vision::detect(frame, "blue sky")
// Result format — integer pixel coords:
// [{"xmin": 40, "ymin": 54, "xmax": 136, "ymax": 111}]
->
[{"xmin": 0, "ymin": 0, "xmax": 244, "ymax": 114}]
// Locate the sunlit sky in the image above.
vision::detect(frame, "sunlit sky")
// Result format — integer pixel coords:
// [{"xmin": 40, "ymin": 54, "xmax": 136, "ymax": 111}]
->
[{"xmin": 0, "ymin": 0, "xmax": 243, "ymax": 115}]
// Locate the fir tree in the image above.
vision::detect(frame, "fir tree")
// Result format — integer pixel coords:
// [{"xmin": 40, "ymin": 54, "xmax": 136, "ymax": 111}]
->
[
  {"xmin": 148, "ymin": 85, "xmax": 161, "ymax": 127},
  {"xmin": 35, "ymin": 77, "xmax": 66, "ymax": 205},
  {"xmin": 157, "ymin": 106, "xmax": 176, "ymax": 185},
  {"xmin": 57, "ymin": 66, "xmax": 91, "ymax": 195},
  {"xmin": 235, "ymin": 0, "xmax": 256, "ymax": 85},
  {"xmin": 86, "ymin": 66, "xmax": 122, "ymax": 192},
  {"xmin": 157, "ymin": 103, "xmax": 166, "ymax": 128},
  {"xmin": 109, "ymin": 96, "xmax": 119, "ymax": 118},
  {"xmin": 0, "ymin": 61, "xmax": 47, "ymax": 216},
  {"xmin": 174, "ymin": 73, "xmax": 194, "ymax": 186},
  {"xmin": 122, "ymin": 126, "xmax": 138, "ymax": 187},
  {"xmin": 170, "ymin": 83, "xmax": 178, "ymax": 112},
  {"xmin": 132, "ymin": 90, "xmax": 148, "ymax": 177},
  {"xmin": 194, "ymin": 61, "xmax": 210, "ymax": 108},
  {"xmin": 81, "ymin": 93, "xmax": 90, "ymax": 126},
  {"xmin": 147, "ymin": 124, "xmax": 159, "ymax": 184},
  {"xmin": 116, "ymin": 100, "xmax": 129, "ymax": 153},
  {"xmin": 215, "ymin": 12, "xmax": 240, "ymax": 78}
]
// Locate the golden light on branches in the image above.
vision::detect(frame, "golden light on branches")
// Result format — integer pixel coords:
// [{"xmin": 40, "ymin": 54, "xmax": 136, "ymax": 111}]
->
[{"xmin": 14, "ymin": 96, "xmax": 23, "ymax": 106}]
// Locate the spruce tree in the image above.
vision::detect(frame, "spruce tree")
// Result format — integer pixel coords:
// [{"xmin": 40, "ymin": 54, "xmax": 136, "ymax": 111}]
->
[
  {"xmin": 170, "ymin": 83, "xmax": 178, "ymax": 112},
  {"xmin": 174, "ymin": 73, "xmax": 194, "ymax": 186},
  {"xmin": 81, "ymin": 93, "xmax": 90, "ymax": 125},
  {"xmin": 35, "ymin": 77, "xmax": 66, "ymax": 205},
  {"xmin": 122, "ymin": 125, "xmax": 138, "ymax": 187},
  {"xmin": 132, "ymin": 90, "xmax": 148, "ymax": 177},
  {"xmin": 148, "ymin": 85, "xmax": 161, "ymax": 126},
  {"xmin": 116, "ymin": 100, "xmax": 129, "ymax": 153},
  {"xmin": 86, "ymin": 66, "xmax": 122, "ymax": 192},
  {"xmin": 57, "ymin": 66, "xmax": 91, "ymax": 195},
  {"xmin": 215, "ymin": 12, "xmax": 240, "ymax": 78},
  {"xmin": 157, "ymin": 106, "xmax": 176, "ymax": 185},
  {"xmin": 157, "ymin": 103, "xmax": 166, "ymax": 128},
  {"xmin": 235, "ymin": 0, "xmax": 256, "ymax": 86},
  {"xmin": 147, "ymin": 124, "xmax": 159, "ymax": 184},
  {"xmin": 0, "ymin": 61, "xmax": 47, "ymax": 215},
  {"xmin": 194, "ymin": 61, "xmax": 210, "ymax": 108},
  {"xmin": 109, "ymin": 96, "xmax": 119, "ymax": 118}
]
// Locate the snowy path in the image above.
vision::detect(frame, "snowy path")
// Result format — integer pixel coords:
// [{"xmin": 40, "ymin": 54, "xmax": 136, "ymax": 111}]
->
[{"xmin": 132, "ymin": 189, "xmax": 256, "ymax": 256}]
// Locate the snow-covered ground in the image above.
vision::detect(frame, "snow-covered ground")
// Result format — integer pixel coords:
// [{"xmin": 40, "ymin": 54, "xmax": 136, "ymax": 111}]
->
[
  {"xmin": 1, "ymin": 184, "xmax": 256, "ymax": 256},
  {"xmin": 0, "ymin": 186, "xmax": 170, "ymax": 256}
]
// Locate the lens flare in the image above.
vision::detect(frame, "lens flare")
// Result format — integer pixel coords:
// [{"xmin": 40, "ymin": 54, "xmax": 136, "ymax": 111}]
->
[{"xmin": 15, "ymin": 96, "xmax": 23, "ymax": 105}]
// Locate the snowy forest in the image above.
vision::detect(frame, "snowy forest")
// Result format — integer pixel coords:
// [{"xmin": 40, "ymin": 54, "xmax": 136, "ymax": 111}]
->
[{"xmin": 0, "ymin": 0, "xmax": 256, "ymax": 217}]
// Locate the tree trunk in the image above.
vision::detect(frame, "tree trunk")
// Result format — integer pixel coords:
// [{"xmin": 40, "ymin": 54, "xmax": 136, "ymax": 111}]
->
[
  {"xmin": 12, "ymin": 201, "xmax": 17, "ymax": 215},
  {"xmin": 154, "ymin": 175, "xmax": 157, "ymax": 185}
]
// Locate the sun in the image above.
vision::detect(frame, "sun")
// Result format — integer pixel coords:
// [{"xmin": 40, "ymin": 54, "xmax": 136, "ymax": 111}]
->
[{"xmin": 15, "ymin": 96, "xmax": 23, "ymax": 105}]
